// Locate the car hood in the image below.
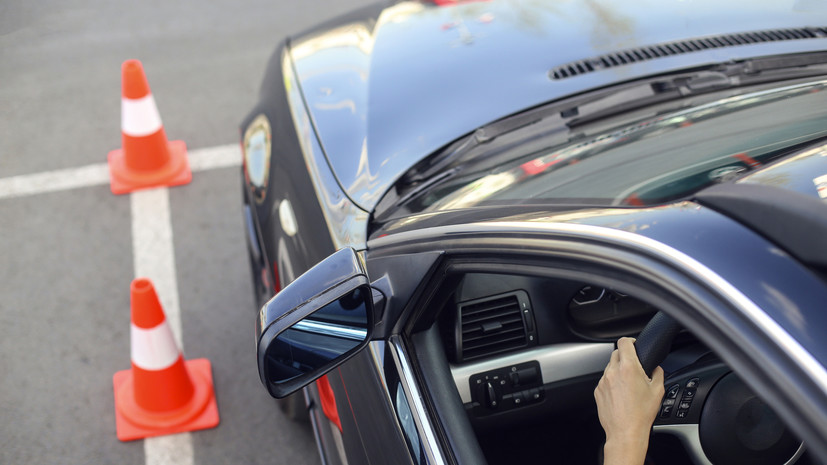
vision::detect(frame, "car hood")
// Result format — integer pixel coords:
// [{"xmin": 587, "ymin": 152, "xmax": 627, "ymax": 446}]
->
[{"xmin": 288, "ymin": 0, "xmax": 827, "ymax": 212}]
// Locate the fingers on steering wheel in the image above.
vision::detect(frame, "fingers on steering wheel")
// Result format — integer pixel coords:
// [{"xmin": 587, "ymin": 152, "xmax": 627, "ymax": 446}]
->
[
  {"xmin": 618, "ymin": 337, "xmax": 659, "ymax": 382},
  {"xmin": 616, "ymin": 337, "xmax": 636, "ymax": 357},
  {"xmin": 605, "ymin": 346, "xmax": 620, "ymax": 374},
  {"xmin": 650, "ymin": 366, "xmax": 665, "ymax": 386}
]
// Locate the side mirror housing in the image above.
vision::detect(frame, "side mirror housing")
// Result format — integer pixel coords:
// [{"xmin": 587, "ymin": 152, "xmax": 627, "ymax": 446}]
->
[{"xmin": 255, "ymin": 248, "xmax": 374, "ymax": 398}]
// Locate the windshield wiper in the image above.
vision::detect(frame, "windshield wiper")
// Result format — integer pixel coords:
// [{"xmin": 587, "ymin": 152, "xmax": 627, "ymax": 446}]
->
[{"xmin": 566, "ymin": 52, "xmax": 827, "ymax": 127}]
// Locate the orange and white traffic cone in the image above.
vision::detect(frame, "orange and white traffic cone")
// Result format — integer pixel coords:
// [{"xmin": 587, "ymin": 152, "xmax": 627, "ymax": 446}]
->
[
  {"xmin": 112, "ymin": 278, "xmax": 219, "ymax": 441},
  {"xmin": 107, "ymin": 60, "xmax": 191, "ymax": 195}
]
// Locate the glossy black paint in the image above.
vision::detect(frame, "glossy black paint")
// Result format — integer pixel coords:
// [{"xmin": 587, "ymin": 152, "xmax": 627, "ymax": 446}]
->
[
  {"xmin": 241, "ymin": 40, "xmax": 338, "ymax": 303},
  {"xmin": 289, "ymin": 0, "xmax": 827, "ymax": 212},
  {"xmin": 338, "ymin": 347, "xmax": 420, "ymax": 464},
  {"xmin": 695, "ymin": 182, "xmax": 827, "ymax": 269}
]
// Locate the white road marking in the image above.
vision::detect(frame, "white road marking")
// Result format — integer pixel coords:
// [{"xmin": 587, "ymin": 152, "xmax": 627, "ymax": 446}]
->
[
  {"xmin": 0, "ymin": 145, "xmax": 240, "ymax": 464},
  {"xmin": 186, "ymin": 144, "xmax": 243, "ymax": 172},
  {"xmin": 132, "ymin": 187, "xmax": 184, "ymax": 347},
  {"xmin": 143, "ymin": 434, "xmax": 195, "ymax": 465},
  {"xmin": 0, "ymin": 163, "xmax": 111, "ymax": 200},
  {"xmin": 132, "ymin": 186, "xmax": 193, "ymax": 465},
  {"xmin": 0, "ymin": 144, "xmax": 240, "ymax": 200}
]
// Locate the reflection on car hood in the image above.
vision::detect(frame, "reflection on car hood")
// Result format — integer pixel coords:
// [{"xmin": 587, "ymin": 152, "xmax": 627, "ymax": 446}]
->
[
  {"xmin": 410, "ymin": 81, "xmax": 827, "ymax": 211},
  {"xmin": 289, "ymin": 0, "xmax": 827, "ymax": 212},
  {"xmin": 739, "ymin": 143, "xmax": 827, "ymax": 200}
]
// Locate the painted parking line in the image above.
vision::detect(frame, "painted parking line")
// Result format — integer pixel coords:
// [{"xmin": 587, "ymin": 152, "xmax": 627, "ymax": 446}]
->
[
  {"xmin": 0, "ymin": 144, "xmax": 241, "ymax": 200},
  {"xmin": 0, "ymin": 144, "xmax": 241, "ymax": 465},
  {"xmin": 132, "ymin": 187, "xmax": 193, "ymax": 465}
]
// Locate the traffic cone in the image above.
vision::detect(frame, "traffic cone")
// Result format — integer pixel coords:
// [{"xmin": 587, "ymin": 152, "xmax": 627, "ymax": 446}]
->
[
  {"xmin": 107, "ymin": 60, "xmax": 191, "ymax": 194},
  {"xmin": 112, "ymin": 278, "xmax": 219, "ymax": 441}
]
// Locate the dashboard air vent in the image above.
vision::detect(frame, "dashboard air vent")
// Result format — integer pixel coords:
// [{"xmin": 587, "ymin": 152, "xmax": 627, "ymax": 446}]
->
[
  {"xmin": 550, "ymin": 27, "xmax": 827, "ymax": 80},
  {"xmin": 458, "ymin": 291, "xmax": 535, "ymax": 361}
]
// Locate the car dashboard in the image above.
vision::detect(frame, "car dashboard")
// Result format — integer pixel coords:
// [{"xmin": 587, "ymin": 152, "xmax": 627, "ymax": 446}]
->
[
  {"xmin": 431, "ymin": 272, "xmax": 813, "ymax": 464},
  {"xmin": 441, "ymin": 273, "xmax": 658, "ymax": 414}
]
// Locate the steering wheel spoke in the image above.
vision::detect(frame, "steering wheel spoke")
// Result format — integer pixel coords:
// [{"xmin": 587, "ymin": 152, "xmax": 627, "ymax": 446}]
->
[{"xmin": 653, "ymin": 423, "xmax": 712, "ymax": 465}]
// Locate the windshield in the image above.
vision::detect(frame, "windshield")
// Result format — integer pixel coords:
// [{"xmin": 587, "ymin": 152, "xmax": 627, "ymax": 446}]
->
[{"xmin": 400, "ymin": 79, "xmax": 827, "ymax": 213}]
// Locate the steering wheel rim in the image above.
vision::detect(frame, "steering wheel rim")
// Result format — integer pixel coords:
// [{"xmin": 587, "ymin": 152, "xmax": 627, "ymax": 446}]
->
[{"xmin": 636, "ymin": 312, "xmax": 805, "ymax": 465}]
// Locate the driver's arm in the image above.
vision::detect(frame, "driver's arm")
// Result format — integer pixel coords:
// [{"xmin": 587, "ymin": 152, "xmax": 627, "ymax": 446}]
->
[{"xmin": 594, "ymin": 337, "xmax": 665, "ymax": 465}]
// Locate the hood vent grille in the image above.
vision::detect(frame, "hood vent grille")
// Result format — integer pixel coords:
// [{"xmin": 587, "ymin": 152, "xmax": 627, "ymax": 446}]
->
[
  {"xmin": 551, "ymin": 27, "xmax": 827, "ymax": 80},
  {"xmin": 458, "ymin": 291, "xmax": 534, "ymax": 361}
]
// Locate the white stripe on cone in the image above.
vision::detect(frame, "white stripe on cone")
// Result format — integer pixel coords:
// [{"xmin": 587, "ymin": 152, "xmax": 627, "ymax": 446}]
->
[
  {"xmin": 130, "ymin": 320, "xmax": 181, "ymax": 371},
  {"xmin": 122, "ymin": 94, "xmax": 164, "ymax": 137}
]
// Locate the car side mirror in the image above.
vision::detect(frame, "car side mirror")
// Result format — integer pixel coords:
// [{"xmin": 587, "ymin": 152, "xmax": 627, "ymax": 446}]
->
[{"xmin": 255, "ymin": 248, "xmax": 374, "ymax": 398}]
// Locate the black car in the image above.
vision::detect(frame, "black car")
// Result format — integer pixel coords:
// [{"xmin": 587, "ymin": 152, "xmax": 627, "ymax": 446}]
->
[{"xmin": 241, "ymin": 1, "xmax": 827, "ymax": 463}]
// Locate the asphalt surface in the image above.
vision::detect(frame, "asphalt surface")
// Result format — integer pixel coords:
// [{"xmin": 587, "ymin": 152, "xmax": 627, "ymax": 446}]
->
[{"xmin": 0, "ymin": 1, "xmax": 374, "ymax": 463}]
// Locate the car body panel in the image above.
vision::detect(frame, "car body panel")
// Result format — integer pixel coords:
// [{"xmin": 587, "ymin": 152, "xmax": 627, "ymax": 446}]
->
[
  {"xmin": 289, "ymin": 0, "xmax": 827, "ymax": 211},
  {"xmin": 242, "ymin": 43, "xmax": 339, "ymax": 297},
  {"xmin": 739, "ymin": 142, "xmax": 827, "ymax": 198},
  {"xmin": 242, "ymin": 42, "xmax": 370, "ymax": 305},
  {"xmin": 334, "ymin": 348, "xmax": 418, "ymax": 464},
  {"xmin": 281, "ymin": 48, "xmax": 370, "ymax": 251}
]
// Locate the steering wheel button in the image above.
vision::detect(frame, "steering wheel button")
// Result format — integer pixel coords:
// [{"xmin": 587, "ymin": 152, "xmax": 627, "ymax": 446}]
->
[
  {"xmin": 679, "ymin": 401, "xmax": 691, "ymax": 410},
  {"xmin": 660, "ymin": 405, "xmax": 674, "ymax": 418},
  {"xmin": 683, "ymin": 388, "xmax": 696, "ymax": 399},
  {"xmin": 686, "ymin": 377, "xmax": 699, "ymax": 389},
  {"xmin": 676, "ymin": 409, "xmax": 688, "ymax": 419},
  {"xmin": 666, "ymin": 384, "xmax": 680, "ymax": 399},
  {"xmin": 662, "ymin": 398, "xmax": 675, "ymax": 407}
]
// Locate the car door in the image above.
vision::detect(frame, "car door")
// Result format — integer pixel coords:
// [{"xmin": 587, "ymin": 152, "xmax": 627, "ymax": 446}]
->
[
  {"xmin": 257, "ymin": 211, "xmax": 827, "ymax": 465},
  {"xmin": 361, "ymin": 213, "xmax": 827, "ymax": 464}
]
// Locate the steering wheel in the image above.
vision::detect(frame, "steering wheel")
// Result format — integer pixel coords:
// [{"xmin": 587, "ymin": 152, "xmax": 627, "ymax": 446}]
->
[{"xmin": 635, "ymin": 312, "xmax": 805, "ymax": 465}]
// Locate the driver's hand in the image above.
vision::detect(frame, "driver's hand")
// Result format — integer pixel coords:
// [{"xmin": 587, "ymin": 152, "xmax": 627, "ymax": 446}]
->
[{"xmin": 594, "ymin": 337, "xmax": 665, "ymax": 465}]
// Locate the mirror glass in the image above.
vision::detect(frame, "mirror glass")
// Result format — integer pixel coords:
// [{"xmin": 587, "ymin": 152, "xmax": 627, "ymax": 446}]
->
[{"xmin": 265, "ymin": 286, "xmax": 370, "ymax": 385}]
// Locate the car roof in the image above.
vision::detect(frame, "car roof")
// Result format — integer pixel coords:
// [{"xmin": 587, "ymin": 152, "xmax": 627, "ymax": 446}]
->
[{"xmin": 288, "ymin": 0, "xmax": 827, "ymax": 212}]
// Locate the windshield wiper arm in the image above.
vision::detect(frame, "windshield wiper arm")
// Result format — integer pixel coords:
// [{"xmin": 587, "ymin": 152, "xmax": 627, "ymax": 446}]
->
[{"xmin": 566, "ymin": 52, "xmax": 827, "ymax": 128}]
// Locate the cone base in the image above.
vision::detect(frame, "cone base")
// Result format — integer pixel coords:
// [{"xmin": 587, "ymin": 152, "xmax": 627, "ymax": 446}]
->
[
  {"xmin": 113, "ymin": 358, "xmax": 219, "ymax": 441},
  {"xmin": 108, "ymin": 140, "xmax": 191, "ymax": 195}
]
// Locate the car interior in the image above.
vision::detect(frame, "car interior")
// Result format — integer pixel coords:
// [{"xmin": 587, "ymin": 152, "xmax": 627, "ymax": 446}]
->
[{"xmin": 407, "ymin": 266, "xmax": 813, "ymax": 465}]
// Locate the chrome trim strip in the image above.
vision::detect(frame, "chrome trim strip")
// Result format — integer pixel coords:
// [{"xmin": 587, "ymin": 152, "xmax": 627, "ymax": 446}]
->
[
  {"xmin": 293, "ymin": 320, "xmax": 367, "ymax": 341},
  {"xmin": 653, "ymin": 424, "xmax": 805, "ymax": 465},
  {"xmin": 789, "ymin": 444, "xmax": 807, "ymax": 464},
  {"xmin": 450, "ymin": 343, "xmax": 613, "ymax": 403},
  {"xmin": 389, "ymin": 335, "xmax": 446, "ymax": 465},
  {"xmin": 367, "ymin": 340, "xmax": 394, "ymax": 405},
  {"xmin": 371, "ymin": 221, "xmax": 827, "ymax": 395}
]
